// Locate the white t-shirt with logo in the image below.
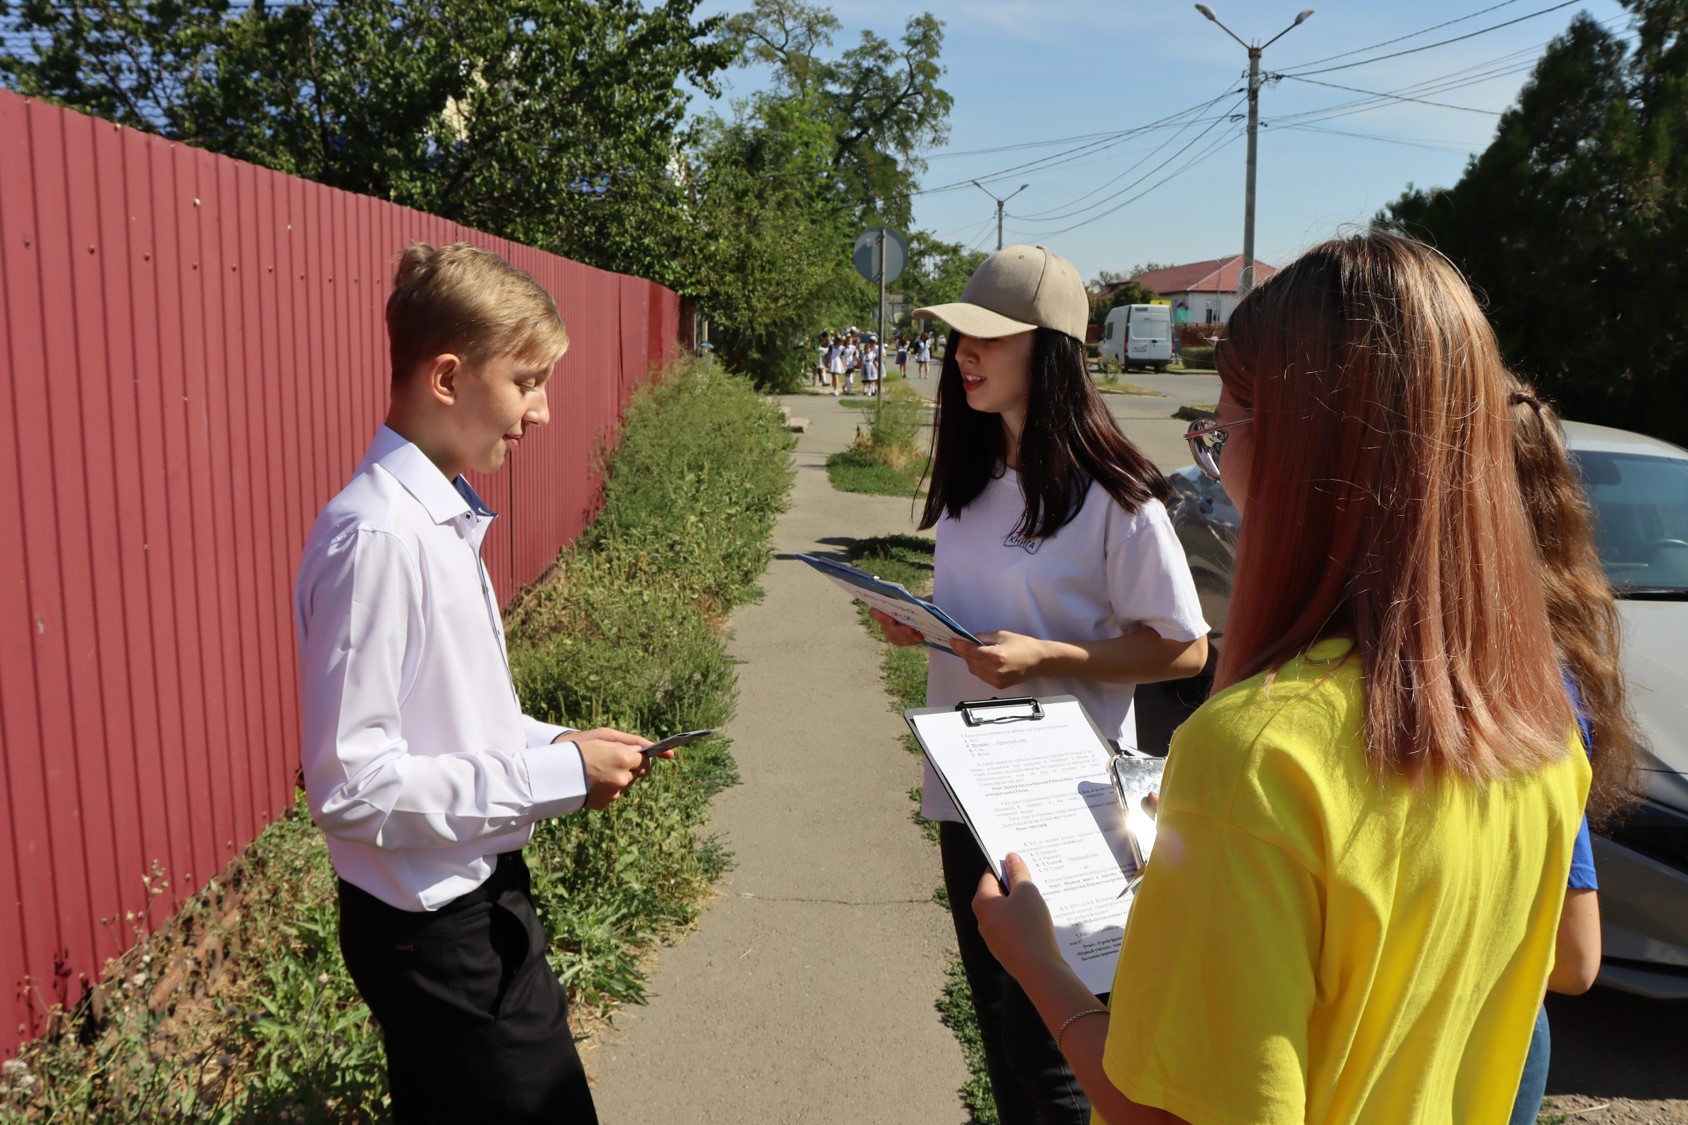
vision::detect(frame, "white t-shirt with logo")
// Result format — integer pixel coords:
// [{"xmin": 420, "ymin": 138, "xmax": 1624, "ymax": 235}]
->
[{"xmin": 921, "ymin": 468, "xmax": 1209, "ymax": 822}]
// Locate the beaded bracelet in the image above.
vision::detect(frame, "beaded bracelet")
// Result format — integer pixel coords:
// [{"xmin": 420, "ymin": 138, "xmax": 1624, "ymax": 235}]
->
[{"xmin": 1055, "ymin": 1006, "xmax": 1109, "ymax": 1052}]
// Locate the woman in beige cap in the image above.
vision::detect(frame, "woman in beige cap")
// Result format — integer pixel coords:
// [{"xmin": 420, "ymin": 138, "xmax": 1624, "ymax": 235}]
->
[{"xmin": 872, "ymin": 245, "xmax": 1210, "ymax": 1124}]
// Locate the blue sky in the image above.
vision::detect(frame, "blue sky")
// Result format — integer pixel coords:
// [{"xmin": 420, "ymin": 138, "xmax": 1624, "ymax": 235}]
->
[{"xmin": 690, "ymin": 0, "xmax": 1632, "ymax": 284}]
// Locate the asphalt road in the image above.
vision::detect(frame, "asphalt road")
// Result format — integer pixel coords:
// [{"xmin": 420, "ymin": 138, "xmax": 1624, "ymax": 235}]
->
[{"xmin": 1094, "ymin": 369, "xmax": 1221, "ymax": 474}]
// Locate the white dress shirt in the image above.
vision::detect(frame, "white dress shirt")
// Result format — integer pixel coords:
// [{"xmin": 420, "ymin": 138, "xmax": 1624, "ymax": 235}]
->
[{"xmin": 295, "ymin": 425, "xmax": 587, "ymax": 911}]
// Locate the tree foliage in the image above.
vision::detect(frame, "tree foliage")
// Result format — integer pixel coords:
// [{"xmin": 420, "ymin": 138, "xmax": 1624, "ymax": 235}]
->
[
  {"xmin": 1, "ymin": 0, "xmax": 735, "ymax": 286},
  {"xmin": 724, "ymin": 0, "xmax": 952, "ymax": 229},
  {"xmin": 687, "ymin": 90, "xmax": 868, "ymax": 388},
  {"xmin": 898, "ymin": 230, "xmax": 986, "ymax": 319},
  {"xmin": 1377, "ymin": 1, "xmax": 1688, "ymax": 442},
  {"xmin": 1091, "ymin": 281, "xmax": 1160, "ymax": 324},
  {"xmin": 1, "ymin": 0, "xmax": 958, "ymax": 392}
]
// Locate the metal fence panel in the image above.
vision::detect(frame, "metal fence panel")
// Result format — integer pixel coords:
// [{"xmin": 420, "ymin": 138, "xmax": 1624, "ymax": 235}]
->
[{"xmin": 0, "ymin": 90, "xmax": 681, "ymax": 1055}]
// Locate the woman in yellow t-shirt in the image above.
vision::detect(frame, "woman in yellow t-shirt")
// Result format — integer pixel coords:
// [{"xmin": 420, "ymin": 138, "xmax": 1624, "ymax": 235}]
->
[{"xmin": 972, "ymin": 232, "xmax": 1592, "ymax": 1125}]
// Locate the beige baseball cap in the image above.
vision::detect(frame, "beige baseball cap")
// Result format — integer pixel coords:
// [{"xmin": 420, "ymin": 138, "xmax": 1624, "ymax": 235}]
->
[{"xmin": 912, "ymin": 244, "xmax": 1089, "ymax": 342}]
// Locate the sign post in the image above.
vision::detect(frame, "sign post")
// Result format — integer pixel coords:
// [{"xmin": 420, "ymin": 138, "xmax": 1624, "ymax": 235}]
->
[{"xmin": 853, "ymin": 227, "xmax": 907, "ymax": 423}]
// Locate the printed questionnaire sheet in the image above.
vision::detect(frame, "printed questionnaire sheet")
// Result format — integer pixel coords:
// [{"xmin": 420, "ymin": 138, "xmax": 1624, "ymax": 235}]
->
[{"xmin": 909, "ymin": 699, "xmax": 1141, "ymax": 994}]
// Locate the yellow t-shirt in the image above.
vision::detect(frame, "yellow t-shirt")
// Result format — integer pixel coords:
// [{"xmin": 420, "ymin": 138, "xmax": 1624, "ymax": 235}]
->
[{"xmin": 1102, "ymin": 639, "xmax": 1590, "ymax": 1125}]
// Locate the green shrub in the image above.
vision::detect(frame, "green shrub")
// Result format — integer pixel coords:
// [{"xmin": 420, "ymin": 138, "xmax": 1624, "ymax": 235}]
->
[
  {"xmin": 581, "ymin": 357, "xmax": 794, "ymax": 613},
  {"xmin": 1, "ymin": 355, "xmax": 791, "ymax": 1122},
  {"xmin": 1179, "ymin": 345, "xmax": 1216, "ymax": 370},
  {"xmin": 827, "ymin": 388, "xmax": 930, "ymax": 497}
]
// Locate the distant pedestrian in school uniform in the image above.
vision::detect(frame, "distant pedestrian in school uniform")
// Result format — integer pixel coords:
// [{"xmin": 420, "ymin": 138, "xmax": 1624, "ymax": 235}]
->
[
  {"xmin": 916, "ymin": 330, "xmax": 933, "ymax": 378},
  {"xmin": 828, "ymin": 333, "xmax": 846, "ymax": 396},
  {"xmin": 841, "ymin": 333, "xmax": 861, "ymax": 395},
  {"xmin": 295, "ymin": 242, "xmax": 664, "ymax": 1123}
]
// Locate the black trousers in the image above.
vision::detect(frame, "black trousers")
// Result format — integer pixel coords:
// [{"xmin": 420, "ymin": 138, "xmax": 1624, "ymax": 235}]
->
[
  {"xmin": 940, "ymin": 822, "xmax": 1098, "ymax": 1125},
  {"xmin": 337, "ymin": 852, "xmax": 597, "ymax": 1124}
]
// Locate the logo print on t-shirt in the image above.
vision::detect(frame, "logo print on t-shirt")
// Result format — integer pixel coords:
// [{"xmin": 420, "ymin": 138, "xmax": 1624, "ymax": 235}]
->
[{"xmin": 1002, "ymin": 529, "xmax": 1043, "ymax": 555}]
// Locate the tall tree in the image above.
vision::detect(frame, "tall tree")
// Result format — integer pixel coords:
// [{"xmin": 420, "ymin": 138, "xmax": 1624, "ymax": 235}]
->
[
  {"xmin": 687, "ymin": 90, "xmax": 868, "ymax": 388},
  {"xmin": 1, "ymin": 0, "xmax": 736, "ymax": 286},
  {"xmin": 898, "ymin": 231, "xmax": 985, "ymax": 316},
  {"xmin": 1091, "ymin": 281, "xmax": 1160, "ymax": 325},
  {"xmin": 1378, "ymin": 2, "xmax": 1688, "ymax": 441},
  {"xmin": 724, "ymin": 0, "xmax": 952, "ymax": 229}
]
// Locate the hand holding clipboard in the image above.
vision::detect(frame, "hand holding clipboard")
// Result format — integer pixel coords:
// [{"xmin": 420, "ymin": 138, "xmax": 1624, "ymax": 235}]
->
[{"xmin": 797, "ymin": 553, "xmax": 978, "ymax": 653}]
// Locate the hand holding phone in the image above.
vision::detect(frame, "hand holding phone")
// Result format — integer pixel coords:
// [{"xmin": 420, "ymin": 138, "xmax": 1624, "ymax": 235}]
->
[{"xmin": 641, "ymin": 728, "xmax": 717, "ymax": 756}]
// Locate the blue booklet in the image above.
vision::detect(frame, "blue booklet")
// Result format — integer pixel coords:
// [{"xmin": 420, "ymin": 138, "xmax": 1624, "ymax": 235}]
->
[{"xmin": 797, "ymin": 553, "xmax": 980, "ymax": 652}]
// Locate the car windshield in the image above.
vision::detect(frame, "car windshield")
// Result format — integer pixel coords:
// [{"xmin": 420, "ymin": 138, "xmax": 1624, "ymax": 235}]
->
[{"xmin": 1572, "ymin": 449, "xmax": 1688, "ymax": 597}]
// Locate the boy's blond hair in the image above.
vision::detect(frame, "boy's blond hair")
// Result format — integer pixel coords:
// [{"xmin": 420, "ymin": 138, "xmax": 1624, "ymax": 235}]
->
[{"xmin": 386, "ymin": 242, "xmax": 569, "ymax": 383}]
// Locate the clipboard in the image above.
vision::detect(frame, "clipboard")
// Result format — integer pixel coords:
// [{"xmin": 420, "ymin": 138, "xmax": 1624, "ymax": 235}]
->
[
  {"xmin": 797, "ymin": 553, "xmax": 980, "ymax": 652},
  {"xmin": 904, "ymin": 694, "xmax": 1160, "ymax": 995},
  {"xmin": 906, "ymin": 696, "xmax": 1118, "ymax": 884}
]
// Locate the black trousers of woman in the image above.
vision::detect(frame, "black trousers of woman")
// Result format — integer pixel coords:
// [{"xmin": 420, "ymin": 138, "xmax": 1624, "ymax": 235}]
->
[{"xmin": 940, "ymin": 822, "xmax": 1099, "ymax": 1125}]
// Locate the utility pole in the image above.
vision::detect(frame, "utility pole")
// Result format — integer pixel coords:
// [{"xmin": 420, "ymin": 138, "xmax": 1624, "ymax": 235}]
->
[
  {"xmin": 1194, "ymin": 5, "xmax": 1314, "ymax": 299},
  {"xmin": 876, "ymin": 228, "xmax": 887, "ymax": 425},
  {"xmin": 971, "ymin": 180, "xmax": 1030, "ymax": 251}
]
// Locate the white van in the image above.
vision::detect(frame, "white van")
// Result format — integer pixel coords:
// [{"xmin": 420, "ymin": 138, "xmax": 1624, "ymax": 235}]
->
[{"xmin": 1099, "ymin": 304, "xmax": 1173, "ymax": 372}]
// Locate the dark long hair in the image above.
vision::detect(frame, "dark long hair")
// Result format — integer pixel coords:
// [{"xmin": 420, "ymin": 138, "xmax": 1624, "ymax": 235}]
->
[{"xmin": 919, "ymin": 327, "xmax": 1171, "ymax": 538}]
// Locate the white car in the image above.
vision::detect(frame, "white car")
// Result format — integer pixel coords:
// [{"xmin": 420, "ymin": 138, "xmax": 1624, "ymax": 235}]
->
[{"xmin": 1138, "ymin": 419, "xmax": 1688, "ymax": 999}]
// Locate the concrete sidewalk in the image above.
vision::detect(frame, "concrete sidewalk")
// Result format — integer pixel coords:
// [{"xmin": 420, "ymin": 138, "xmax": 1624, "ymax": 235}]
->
[{"xmin": 584, "ymin": 392, "xmax": 968, "ymax": 1123}]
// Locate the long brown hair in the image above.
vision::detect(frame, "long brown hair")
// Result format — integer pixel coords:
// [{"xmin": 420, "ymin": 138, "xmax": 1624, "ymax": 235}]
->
[
  {"xmin": 920, "ymin": 327, "xmax": 1170, "ymax": 538},
  {"xmin": 1508, "ymin": 379, "xmax": 1643, "ymax": 826},
  {"xmin": 1216, "ymin": 232, "xmax": 1571, "ymax": 783}
]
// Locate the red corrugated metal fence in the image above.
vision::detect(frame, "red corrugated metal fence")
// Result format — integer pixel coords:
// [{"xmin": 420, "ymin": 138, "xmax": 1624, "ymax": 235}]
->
[{"xmin": 0, "ymin": 89, "xmax": 683, "ymax": 1056}]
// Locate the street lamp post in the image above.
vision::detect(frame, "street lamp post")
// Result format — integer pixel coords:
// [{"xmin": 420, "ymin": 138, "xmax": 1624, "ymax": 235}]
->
[
  {"xmin": 971, "ymin": 180, "xmax": 1030, "ymax": 251},
  {"xmin": 1193, "ymin": 4, "xmax": 1314, "ymax": 299}
]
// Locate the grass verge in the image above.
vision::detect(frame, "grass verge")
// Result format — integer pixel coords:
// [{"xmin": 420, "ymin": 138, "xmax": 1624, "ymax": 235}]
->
[
  {"xmin": 0, "ymin": 356, "xmax": 793, "ymax": 1123},
  {"xmin": 847, "ymin": 534, "xmax": 997, "ymax": 1124},
  {"xmin": 826, "ymin": 385, "xmax": 930, "ymax": 499}
]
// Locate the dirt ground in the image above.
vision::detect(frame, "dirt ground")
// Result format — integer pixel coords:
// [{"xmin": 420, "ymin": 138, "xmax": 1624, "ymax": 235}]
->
[{"xmin": 1540, "ymin": 988, "xmax": 1688, "ymax": 1123}]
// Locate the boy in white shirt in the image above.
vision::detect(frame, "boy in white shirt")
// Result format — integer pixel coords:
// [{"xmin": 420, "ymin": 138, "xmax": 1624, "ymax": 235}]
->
[{"xmin": 295, "ymin": 242, "xmax": 658, "ymax": 1122}]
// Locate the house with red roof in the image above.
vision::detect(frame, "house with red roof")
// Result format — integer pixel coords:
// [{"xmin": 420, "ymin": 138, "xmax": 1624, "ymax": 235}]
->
[{"xmin": 1097, "ymin": 255, "xmax": 1278, "ymax": 327}]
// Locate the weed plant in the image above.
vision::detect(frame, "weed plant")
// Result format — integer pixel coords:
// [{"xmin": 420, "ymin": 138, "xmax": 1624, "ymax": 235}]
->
[
  {"xmin": 0, "ymin": 356, "xmax": 791, "ymax": 1123},
  {"xmin": 826, "ymin": 387, "xmax": 931, "ymax": 498},
  {"xmin": 579, "ymin": 356, "xmax": 794, "ymax": 614}
]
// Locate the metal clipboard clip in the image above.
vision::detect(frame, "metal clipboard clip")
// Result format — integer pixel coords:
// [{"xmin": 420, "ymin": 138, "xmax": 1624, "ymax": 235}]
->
[{"xmin": 956, "ymin": 697, "xmax": 1045, "ymax": 727}]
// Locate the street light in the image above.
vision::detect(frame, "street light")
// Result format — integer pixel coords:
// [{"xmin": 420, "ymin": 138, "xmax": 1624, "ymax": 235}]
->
[
  {"xmin": 1194, "ymin": 4, "xmax": 1314, "ymax": 299},
  {"xmin": 971, "ymin": 180, "xmax": 1030, "ymax": 251}
]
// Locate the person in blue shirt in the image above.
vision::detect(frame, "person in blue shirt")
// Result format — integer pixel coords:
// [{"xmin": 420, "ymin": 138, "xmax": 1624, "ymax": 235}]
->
[{"xmin": 1506, "ymin": 381, "xmax": 1645, "ymax": 1123}]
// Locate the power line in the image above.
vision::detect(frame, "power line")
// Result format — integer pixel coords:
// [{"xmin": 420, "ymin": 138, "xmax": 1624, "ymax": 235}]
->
[
  {"xmin": 1014, "ymin": 94, "xmax": 1246, "ymax": 223},
  {"xmin": 1014, "ymin": 88, "xmax": 1245, "ymax": 221},
  {"xmin": 1275, "ymin": 0, "xmax": 1526, "ymax": 72},
  {"xmin": 927, "ymin": 129, "xmax": 1142, "ymax": 161},
  {"xmin": 1282, "ymin": 0, "xmax": 1583, "ymax": 78},
  {"xmin": 912, "ymin": 84, "xmax": 1244, "ymax": 197},
  {"xmin": 1013, "ymin": 126, "xmax": 1244, "ymax": 239},
  {"xmin": 1278, "ymin": 73, "xmax": 1502, "ymax": 114},
  {"xmin": 1264, "ymin": 21, "xmax": 1624, "ymax": 130},
  {"xmin": 1274, "ymin": 122, "xmax": 1482, "ymax": 154}
]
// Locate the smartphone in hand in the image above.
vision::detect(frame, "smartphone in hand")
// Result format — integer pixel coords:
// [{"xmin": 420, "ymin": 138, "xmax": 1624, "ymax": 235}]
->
[{"xmin": 641, "ymin": 729, "xmax": 717, "ymax": 756}]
